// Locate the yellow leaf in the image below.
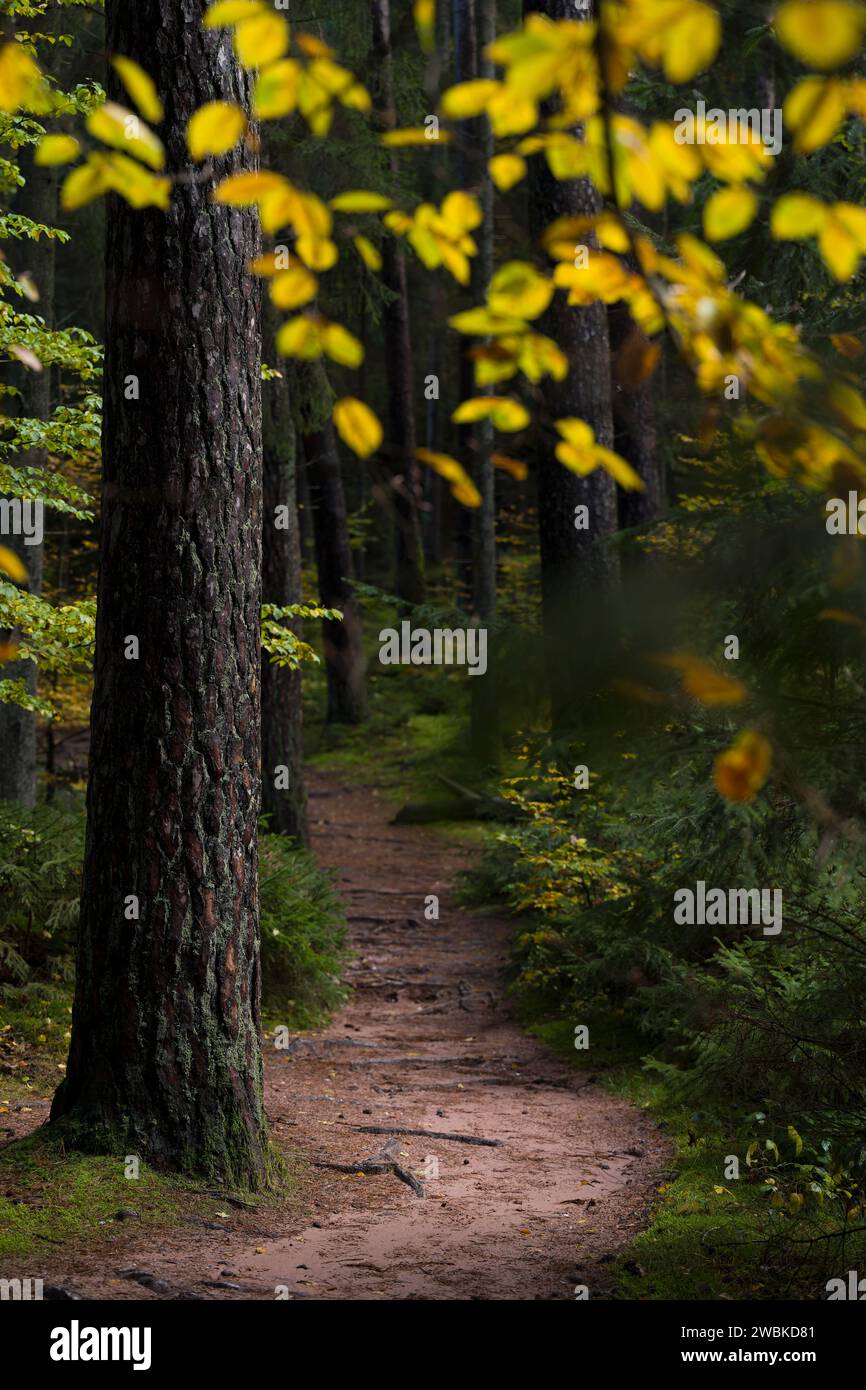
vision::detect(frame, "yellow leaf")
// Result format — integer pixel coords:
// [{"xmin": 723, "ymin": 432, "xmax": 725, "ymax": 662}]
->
[
  {"xmin": 0, "ymin": 42, "xmax": 44, "ymax": 113},
  {"xmin": 656, "ymin": 653, "xmax": 747, "ymax": 705},
  {"xmin": 35, "ymin": 134, "xmax": 80, "ymax": 167},
  {"xmin": 295, "ymin": 236, "xmax": 338, "ymax": 271},
  {"xmin": 253, "ymin": 59, "xmax": 301, "ymax": 119},
  {"xmin": 819, "ymin": 212, "xmax": 863, "ymax": 279},
  {"xmin": 330, "ymin": 190, "xmax": 393, "ymax": 213},
  {"xmin": 489, "ymin": 153, "xmax": 527, "ymax": 192},
  {"xmin": 187, "ymin": 102, "xmax": 247, "ymax": 161},
  {"xmin": 249, "ymin": 250, "xmax": 294, "ymax": 277},
  {"xmin": 416, "ymin": 448, "xmax": 481, "ymax": 507},
  {"xmin": 784, "ymin": 76, "xmax": 847, "ymax": 153},
  {"xmin": 213, "ymin": 170, "xmax": 287, "ymax": 205},
  {"xmin": 101, "ymin": 152, "xmax": 172, "ymax": 209},
  {"xmin": 111, "ymin": 55, "xmax": 163, "ymax": 123},
  {"xmin": 381, "ymin": 126, "xmax": 450, "ymax": 146},
  {"xmin": 269, "ymin": 266, "xmax": 318, "ymax": 309},
  {"xmin": 440, "ymin": 190, "xmax": 482, "ymax": 234},
  {"xmin": 320, "ymin": 320, "xmax": 364, "ymax": 368},
  {"xmin": 452, "ymin": 396, "xmax": 530, "ymax": 431},
  {"xmin": 61, "ymin": 157, "xmax": 110, "ymax": 211},
  {"xmin": 441, "ymin": 79, "xmax": 500, "ymax": 120},
  {"xmin": 714, "ymin": 730, "xmax": 771, "ymax": 803},
  {"xmin": 204, "ymin": 0, "xmax": 265, "ymax": 25},
  {"xmin": 353, "ymin": 234, "xmax": 382, "ymax": 271},
  {"xmin": 448, "ymin": 306, "xmax": 527, "ymax": 336},
  {"xmin": 333, "ymin": 397, "xmax": 383, "ymax": 458},
  {"xmin": 413, "ymin": 0, "xmax": 435, "ymax": 53},
  {"xmin": 491, "ymin": 452, "xmax": 528, "ymax": 481},
  {"xmin": 275, "ymin": 314, "xmax": 322, "ymax": 359},
  {"xmin": 831, "ymin": 332, "xmax": 865, "ymax": 359},
  {"xmin": 770, "ymin": 192, "xmax": 827, "ymax": 239},
  {"xmin": 487, "ymin": 261, "xmax": 554, "ymax": 321},
  {"xmin": 774, "ymin": 1, "xmax": 866, "ymax": 70},
  {"xmin": 86, "ymin": 102, "xmax": 165, "ymax": 170},
  {"xmin": 594, "ymin": 445, "xmax": 644, "ymax": 491},
  {"xmin": 234, "ymin": 13, "xmax": 290, "ymax": 68},
  {"xmin": 663, "ymin": 2, "xmax": 722, "ymax": 82},
  {"xmin": 703, "ymin": 186, "xmax": 759, "ymax": 242},
  {"xmin": 0, "ymin": 546, "xmax": 27, "ymax": 583}
]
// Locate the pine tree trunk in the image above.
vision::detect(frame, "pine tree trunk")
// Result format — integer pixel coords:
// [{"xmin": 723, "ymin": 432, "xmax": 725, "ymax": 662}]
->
[
  {"xmin": 468, "ymin": 0, "xmax": 500, "ymax": 762},
  {"xmin": 0, "ymin": 147, "xmax": 55, "ymax": 806},
  {"xmin": 524, "ymin": 0, "xmax": 619, "ymax": 729},
  {"xmin": 51, "ymin": 2, "xmax": 268, "ymax": 1187},
  {"xmin": 262, "ymin": 301, "xmax": 308, "ymax": 844},
  {"xmin": 609, "ymin": 302, "xmax": 663, "ymax": 530},
  {"xmin": 370, "ymin": 0, "xmax": 425, "ymax": 607}
]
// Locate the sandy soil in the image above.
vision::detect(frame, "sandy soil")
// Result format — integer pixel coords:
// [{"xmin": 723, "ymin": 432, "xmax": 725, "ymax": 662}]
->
[{"xmin": 3, "ymin": 770, "xmax": 670, "ymax": 1301}]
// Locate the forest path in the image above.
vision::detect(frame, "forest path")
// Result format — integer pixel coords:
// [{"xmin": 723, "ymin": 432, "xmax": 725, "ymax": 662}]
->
[
  {"xmin": 236, "ymin": 769, "xmax": 668, "ymax": 1300},
  {"xmin": 7, "ymin": 770, "xmax": 668, "ymax": 1301}
]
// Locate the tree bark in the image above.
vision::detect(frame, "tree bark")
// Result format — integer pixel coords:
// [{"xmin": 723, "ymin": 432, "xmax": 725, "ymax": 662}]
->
[
  {"xmin": 524, "ymin": 0, "xmax": 619, "ymax": 729},
  {"xmin": 262, "ymin": 300, "xmax": 308, "ymax": 844},
  {"xmin": 0, "ymin": 146, "xmax": 54, "ymax": 806},
  {"xmin": 370, "ymin": 0, "xmax": 425, "ymax": 607},
  {"xmin": 451, "ymin": 0, "xmax": 478, "ymax": 611},
  {"xmin": 51, "ymin": 1, "xmax": 268, "ymax": 1187}
]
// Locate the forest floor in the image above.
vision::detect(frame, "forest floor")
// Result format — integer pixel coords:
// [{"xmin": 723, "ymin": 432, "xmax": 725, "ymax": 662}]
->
[{"xmin": 2, "ymin": 769, "xmax": 669, "ymax": 1301}]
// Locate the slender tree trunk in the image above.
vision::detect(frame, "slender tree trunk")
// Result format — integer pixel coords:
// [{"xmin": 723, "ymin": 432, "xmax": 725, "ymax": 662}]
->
[
  {"xmin": 370, "ymin": 0, "xmax": 425, "ymax": 607},
  {"xmin": 525, "ymin": 0, "xmax": 619, "ymax": 729},
  {"xmin": 262, "ymin": 301, "xmax": 308, "ymax": 844},
  {"xmin": 0, "ymin": 148, "xmax": 55, "ymax": 806},
  {"xmin": 51, "ymin": 2, "xmax": 268, "ymax": 1187},
  {"xmin": 295, "ymin": 364, "xmax": 366, "ymax": 725},
  {"xmin": 609, "ymin": 302, "xmax": 662, "ymax": 531},
  {"xmin": 469, "ymin": 0, "xmax": 499, "ymax": 762},
  {"xmin": 451, "ymin": 0, "xmax": 478, "ymax": 609}
]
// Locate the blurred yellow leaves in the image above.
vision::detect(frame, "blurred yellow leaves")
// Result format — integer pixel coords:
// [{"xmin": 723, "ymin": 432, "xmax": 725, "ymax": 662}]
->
[
  {"xmin": 489, "ymin": 153, "xmax": 527, "ymax": 191},
  {"xmin": 772, "ymin": 193, "xmax": 866, "ymax": 280},
  {"xmin": 413, "ymin": 0, "xmax": 436, "ymax": 54},
  {"xmin": 275, "ymin": 313, "xmax": 363, "ymax": 368},
  {"xmin": 86, "ymin": 103, "xmax": 165, "ymax": 170},
  {"xmin": 0, "ymin": 546, "xmax": 27, "ymax": 584},
  {"xmin": 703, "ymin": 186, "xmax": 758, "ymax": 242},
  {"xmin": 187, "ymin": 102, "xmax": 247, "ymax": 161},
  {"xmin": 654, "ymin": 653, "xmax": 746, "ymax": 704},
  {"xmin": 452, "ymin": 397, "xmax": 530, "ymax": 431},
  {"xmin": 615, "ymin": 0, "xmax": 722, "ymax": 84},
  {"xmin": 35, "ymin": 135, "xmax": 80, "ymax": 167},
  {"xmin": 774, "ymin": 1, "xmax": 866, "ymax": 70},
  {"xmin": 714, "ymin": 731, "xmax": 772, "ymax": 803},
  {"xmin": 416, "ymin": 449, "xmax": 481, "ymax": 508},
  {"xmin": 333, "ymin": 397, "xmax": 383, "ymax": 458},
  {"xmin": 388, "ymin": 191, "xmax": 482, "ymax": 285},
  {"xmin": 555, "ymin": 419, "xmax": 643, "ymax": 490},
  {"xmin": 0, "ymin": 42, "xmax": 47, "ymax": 113},
  {"xmin": 111, "ymin": 55, "xmax": 164, "ymax": 124}
]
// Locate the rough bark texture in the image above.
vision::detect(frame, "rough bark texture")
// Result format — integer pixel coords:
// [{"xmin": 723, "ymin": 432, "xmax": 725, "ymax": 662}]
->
[
  {"xmin": 525, "ymin": 0, "xmax": 619, "ymax": 728},
  {"xmin": 294, "ymin": 362, "xmax": 365, "ymax": 725},
  {"xmin": 262, "ymin": 301, "xmax": 308, "ymax": 844},
  {"xmin": 51, "ymin": 2, "xmax": 268, "ymax": 1186},
  {"xmin": 0, "ymin": 148, "xmax": 55, "ymax": 806},
  {"xmin": 370, "ymin": 0, "xmax": 425, "ymax": 607}
]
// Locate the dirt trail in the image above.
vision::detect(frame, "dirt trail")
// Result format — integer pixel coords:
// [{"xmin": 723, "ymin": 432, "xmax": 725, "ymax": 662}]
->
[{"xmin": 6, "ymin": 770, "xmax": 668, "ymax": 1300}]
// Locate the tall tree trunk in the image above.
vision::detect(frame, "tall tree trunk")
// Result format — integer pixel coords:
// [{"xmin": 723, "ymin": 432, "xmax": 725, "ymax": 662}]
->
[
  {"xmin": 262, "ymin": 300, "xmax": 308, "ymax": 844},
  {"xmin": 609, "ymin": 302, "xmax": 663, "ymax": 531},
  {"xmin": 0, "ymin": 149, "xmax": 55, "ymax": 805},
  {"xmin": 451, "ymin": 0, "xmax": 478, "ymax": 610},
  {"xmin": 295, "ymin": 365, "xmax": 366, "ymax": 726},
  {"xmin": 51, "ymin": 2, "xmax": 268, "ymax": 1187},
  {"xmin": 468, "ymin": 0, "xmax": 499, "ymax": 762},
  {"xmin": 525, "ymin": 0, "xmax": 619, "ymax": 729},
  {"xmin": 370, "ymin": 0, "xmax": 425, "ymax": 607}
]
